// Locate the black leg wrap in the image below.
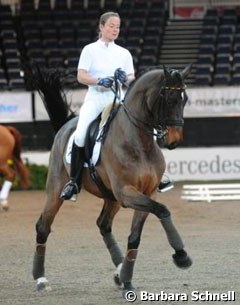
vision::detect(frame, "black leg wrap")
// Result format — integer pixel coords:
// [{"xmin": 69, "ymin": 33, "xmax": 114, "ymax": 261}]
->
[
  {"xmin": 120, "ymin": 249, "xmax": 138, "ymax": 283},
  {"xmin": 120, "ymin": 259, "xmax": 135, "ymax": 283},
  {"xmin": 103, "ymin": 233, "xmax": 123, "ymax": 267},
  {"xmin": 160, "ymin": 217, "xmax": 192, "ymax": 268},
  {"xmin": 160, "ymin": 216, "xmax": 184, "ymax": 250},
  {"xmin": 32, "ymin": 244, "xmax": 46, "ymax": 280}
]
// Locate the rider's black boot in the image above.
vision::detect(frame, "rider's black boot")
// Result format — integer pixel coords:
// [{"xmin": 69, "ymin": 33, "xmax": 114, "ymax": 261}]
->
[
  {"xmin": 157, "ymin": 180, "xmax": 174, "ymax": 193},
  {"xmin": 60, "ymin": 143, "xmax": 85, "ymax": 201}
]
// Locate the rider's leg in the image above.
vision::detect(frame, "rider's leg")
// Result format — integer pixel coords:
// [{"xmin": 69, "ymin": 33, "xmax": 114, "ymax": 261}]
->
[
  {"xmin": 60, "ymin": 143, "xmax": 85, "ymax": 200},
  {"xmin": 60, "ymin": 97, "xmax": 103, "ymax": 201}
]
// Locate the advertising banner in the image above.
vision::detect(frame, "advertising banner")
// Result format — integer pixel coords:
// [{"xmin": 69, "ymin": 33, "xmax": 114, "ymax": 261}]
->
[
  {"xmin": 185, "ymin": 87, "xmax": 240, "ymax": 117},
  {"xmin": 3, "ymin": 86, "xmax": 240, "ymax": 123},
  {"xmin": 0, "ymin": 92, "xmax": 32, "ymax": 122},
  {"xmin": 163, "ymin": 146, "xmax": 240, "ymax": 181}
]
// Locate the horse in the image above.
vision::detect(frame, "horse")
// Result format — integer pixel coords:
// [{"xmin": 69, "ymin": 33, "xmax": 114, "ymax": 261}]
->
[
  {"xmin": 0, "ymin": 125, "xmax": 31, "ymax": 211},
  {"xmin": 29, "ymin": 64, "xmax": 192, "ymax": 298}
]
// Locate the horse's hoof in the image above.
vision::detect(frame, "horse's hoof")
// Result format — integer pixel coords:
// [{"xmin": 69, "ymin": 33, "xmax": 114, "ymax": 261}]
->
[
  {"xmin": 36, "ymin": 277, "xmax": 52, "ymax": 292},
  {"xmin": 113, "ymin": 263, "xmax": 123, "ymax": 287},
  {"xmin": 122, "ymin": 282, "xmax": 136, "ymax": 300},
  {"xmin": 172, "ymin": 250, "xmax": 192, "ymax": 269},
  {"xmin": 1, "ymin": 200, "xmax": 9, "ymax": 211}
]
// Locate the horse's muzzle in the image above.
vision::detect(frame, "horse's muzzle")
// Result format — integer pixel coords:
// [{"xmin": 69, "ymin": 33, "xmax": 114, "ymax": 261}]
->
[
  {"xmin": 164, "ymin": 126, "xmax": 183, "ymax": 150},
  {"xmin": 165, "ymin": 142, "xmax": 179, "ymax": 150}
]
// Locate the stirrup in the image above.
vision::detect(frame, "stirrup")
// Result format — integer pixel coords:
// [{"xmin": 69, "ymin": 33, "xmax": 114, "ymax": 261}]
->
[
  {"xmin": 157, "ymin": 181, "xmax": 174, "ymax": 193},
  {"xmin": 60, "ymin": 181, "xmax": 79, "ymax": 200}
]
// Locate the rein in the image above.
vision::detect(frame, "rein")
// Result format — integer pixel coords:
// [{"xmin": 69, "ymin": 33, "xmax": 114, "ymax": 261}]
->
[
  {"xmin": 97, "ymin": 76, "xmax": 122, "ymax": 142},
  {"xmin": 122, "ymin": 103, "xmax": 167, "ymax": 139}
]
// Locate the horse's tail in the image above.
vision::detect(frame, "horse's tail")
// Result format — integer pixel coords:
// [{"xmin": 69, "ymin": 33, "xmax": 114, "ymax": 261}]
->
[
  {"xmin": 7, "ymin": 126, "xmax": 31, "ymax": 189},
  {"xmin": 24, "ymin": 63, "xmax": 76, "ymax": 133}
]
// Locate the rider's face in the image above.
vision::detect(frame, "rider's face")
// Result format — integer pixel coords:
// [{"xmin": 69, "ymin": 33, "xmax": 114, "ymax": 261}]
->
[{"xmin": 100, "ymin": 17, "xmax": 120, "ymax": 42}]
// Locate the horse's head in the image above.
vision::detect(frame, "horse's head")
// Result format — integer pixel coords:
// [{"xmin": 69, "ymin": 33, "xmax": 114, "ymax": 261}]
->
[
  {"xmin": 158, "ymin": 64, "xmax": 191, "ymax": 149},
  {"xmin": 123, "ymin": 64, "xmax": 191, "ymax": 150}
]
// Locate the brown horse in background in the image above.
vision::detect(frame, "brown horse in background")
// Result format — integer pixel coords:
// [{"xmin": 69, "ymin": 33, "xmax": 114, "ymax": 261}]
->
[{"xmin": 0, "ymin": 125, "xmax": 31, "ymax": 210}]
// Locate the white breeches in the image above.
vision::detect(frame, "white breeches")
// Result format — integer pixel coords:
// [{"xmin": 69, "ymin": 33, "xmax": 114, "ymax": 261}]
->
[{"xmin": 74, "ymin": 89, "xmax": 117, "ymax": 147}]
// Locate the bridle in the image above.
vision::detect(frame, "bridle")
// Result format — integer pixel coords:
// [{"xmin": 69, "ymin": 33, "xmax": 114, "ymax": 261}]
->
[
  {"xmin": 159, "ymin": 85, "xmax": 188, "ymax": 127},
  {"xmin": 121, "ymin": 83, "xmax": 187, "ymax": 139},
  {"xmin": 107, "ymin": 70, "xmax": 187, "ymax": 139}
]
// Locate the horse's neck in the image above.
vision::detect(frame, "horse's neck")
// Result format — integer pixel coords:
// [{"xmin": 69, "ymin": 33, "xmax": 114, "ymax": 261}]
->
[
  {"xmin": 122, "ymin": 90, "xmax": 156, "ymax": 137},
  {"xmin": 112, "ymin": 105, "xmax": 155, "ymax": 154},
  {"xmin": 110, "ymin": 73, "xmax": 162, "ymax": 151},
  {"xmin": 124, "ymin": 90, "xmax": 146, "ymax": 119},
  {"xmin": 124, "ymin": 78, "xmax": 160, "ymax": 123}
]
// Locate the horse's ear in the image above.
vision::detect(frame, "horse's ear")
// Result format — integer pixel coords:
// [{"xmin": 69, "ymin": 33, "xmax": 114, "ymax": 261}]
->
[
  {"xmin": 163, "ymin": 65, "xmax": 171, "ymax": 80},
  {"xmin": 181, "ymin": 63, "xmax": 192, "ymax": 79}
]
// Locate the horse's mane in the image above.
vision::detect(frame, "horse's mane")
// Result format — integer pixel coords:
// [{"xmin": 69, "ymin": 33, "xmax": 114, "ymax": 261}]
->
[{"xmin": 124, "ymin": 65, "xmax": 165, "ymax": 99}]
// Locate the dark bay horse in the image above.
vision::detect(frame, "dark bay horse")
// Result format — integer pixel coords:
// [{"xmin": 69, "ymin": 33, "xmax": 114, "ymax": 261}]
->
[
  {"xmin": 30, "ymin": 64, "xmax": 192, "ymax": 297},
  {"xmin": 0, "ymin": 125, "xmax": 31, "ymax": 210}
]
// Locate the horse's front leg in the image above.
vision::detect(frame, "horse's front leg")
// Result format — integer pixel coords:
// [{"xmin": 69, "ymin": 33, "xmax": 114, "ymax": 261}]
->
[
  {"xmin": 96, "ymin": 199, "xmax": 124, "ymax": 286},
  {"xmin": 118, "ymin": 186, "xmax": 192, "ymax": 274},
  {"xmin": 119, "ymin": 210, "xmax": 148, "ymax": 297}
]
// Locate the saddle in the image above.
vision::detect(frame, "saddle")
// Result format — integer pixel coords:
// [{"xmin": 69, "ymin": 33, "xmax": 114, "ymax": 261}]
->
[{"xmin": 84, "ymin": 114, "xmax": 101, "ymax": 163}]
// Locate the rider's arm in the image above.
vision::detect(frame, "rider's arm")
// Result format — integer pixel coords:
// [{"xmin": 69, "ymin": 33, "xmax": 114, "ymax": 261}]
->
[{"xmin": 77, "ymin": 69, "xmax": 99, "ymax": 86}]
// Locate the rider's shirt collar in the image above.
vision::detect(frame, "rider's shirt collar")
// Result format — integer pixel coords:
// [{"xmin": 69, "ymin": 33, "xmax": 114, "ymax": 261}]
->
[{"xmin": 98, "ymin": 39, "xmax": 115, "ymax": 48}]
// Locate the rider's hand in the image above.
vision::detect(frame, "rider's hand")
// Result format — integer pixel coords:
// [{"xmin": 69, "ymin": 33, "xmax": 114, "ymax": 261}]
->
[
  {"xmin": 97, "ymin": 77, "xmax": 113, "ymax": 88},
  {"xmin": 115, "ymin": 68, "xmax": 128, "ymax": 84}
]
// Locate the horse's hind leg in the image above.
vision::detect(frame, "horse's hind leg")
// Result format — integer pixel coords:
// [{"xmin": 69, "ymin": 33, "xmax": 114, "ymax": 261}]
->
[
  {"xmin": 96, "ymin": 199, "xmax": 124, "ymax": 285},
  {"xmin": 32, "ymin": 141, "xmax": 68, "ymax": 291},
  {"xmin": 120, "ymin": 211, "xmax": 148, "ymax": 295},
  {"xmin": 32, "ymin": 181, "xmax": 64, "ymax": 291}
]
